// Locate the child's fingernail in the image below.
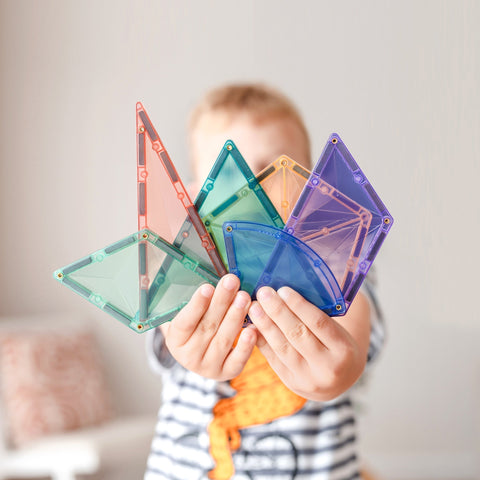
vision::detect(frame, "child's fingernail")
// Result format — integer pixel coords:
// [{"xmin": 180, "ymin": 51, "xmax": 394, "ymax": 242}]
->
[
  {"xmin": 239, "ymin": 326, "xmax": 256, "ymax": 345},
  {"xmin": 257, "ymin": 286, "xmax": 274, "ymax": 301},
  {"xmin": 233, "ymin": 292, "xmax": 249, "ymax": 309},
  {"xmin": 199, "ymin": 283, "xmax": 214, "ymax": 298},
  {"xmin": 277, "ymin": 287, "xmax": 291, "ymax": 301},
  {"xmin": 222, "ymin": 274, "xmax": 238, "ymax": 291},
  {"xmin": 249, "ymin": 302, "xmax": 263, "ymax": 318}
]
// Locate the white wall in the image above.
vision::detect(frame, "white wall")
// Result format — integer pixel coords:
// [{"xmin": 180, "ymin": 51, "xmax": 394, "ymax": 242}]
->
[{"xmin": 0, "ymin": 1, "xmax": 479, "ymax": 478}]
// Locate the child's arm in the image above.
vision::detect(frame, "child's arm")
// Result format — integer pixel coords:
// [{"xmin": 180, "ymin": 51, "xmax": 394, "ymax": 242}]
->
[
  {"xmin": 158, "ymin": 274, "xmax": 257, "ymax": 381},
  {"xmin": 248, "ymin": 286, "xmax": 371, "ymax": 402}
]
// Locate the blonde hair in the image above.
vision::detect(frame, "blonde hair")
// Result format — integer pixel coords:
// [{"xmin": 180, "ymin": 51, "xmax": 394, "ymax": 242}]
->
[{"xmin": 189, "ymin": 83, "xmax": 311, "ymax": 160}]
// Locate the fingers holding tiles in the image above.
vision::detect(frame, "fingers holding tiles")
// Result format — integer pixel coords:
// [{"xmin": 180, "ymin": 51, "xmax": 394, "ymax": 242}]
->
[
  {"xmin": 248, "ymin": 297, "xmax": 304, "ymax": 369},
  {"xmin": 165, "ymin": 274, "xmax": 255, "ymax": 380},
  {"xmin": 277, "ymin": 286, "xmax": 345, "ymax": 351},
  {"xmin": 167, "ymin": 274, "xmax": 238, "ymax": 349},
  {"xmin": 167, "ymin": 282, "xmax": 215, "ymax": 347},
  {"xmin": 221, "ymin": 324, "xmax": 257, "ymax": 379},
  {"xmin": 252, "ymin": 286, "xmax": 328, "ymax": 359},
  {"xmin": 204, "ymin": 274, "xmax": 241, "ymax": 320},
  {"xmin": 204, "ymin": 289, "xmax": 252, "ymax": 364}
]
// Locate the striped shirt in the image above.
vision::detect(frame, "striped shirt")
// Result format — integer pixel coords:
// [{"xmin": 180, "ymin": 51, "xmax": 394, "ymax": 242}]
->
[{"xmin": 145, "ymin": 277, "xmax": 384, "ymax": 480}]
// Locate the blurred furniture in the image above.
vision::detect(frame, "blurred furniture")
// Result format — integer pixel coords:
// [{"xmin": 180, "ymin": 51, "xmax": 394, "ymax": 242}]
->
[
  {"xmin": 0, "ymin": 416, "xmax": 155, "ymax": 480},
  {"xmin": 0, "ymin": 313, "xmax": 157, "ymax": 480}
]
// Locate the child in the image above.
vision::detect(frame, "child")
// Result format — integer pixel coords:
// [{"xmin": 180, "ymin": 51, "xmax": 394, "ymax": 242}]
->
[{"xmin": 145, "ymin": 84, "xmax": 384, "ymax": 480}]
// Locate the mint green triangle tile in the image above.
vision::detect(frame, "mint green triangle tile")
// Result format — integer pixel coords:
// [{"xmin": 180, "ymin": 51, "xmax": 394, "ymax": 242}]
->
[{"xmin": 54, "ymin": 230, "xmax": 218, "ymax": 333}]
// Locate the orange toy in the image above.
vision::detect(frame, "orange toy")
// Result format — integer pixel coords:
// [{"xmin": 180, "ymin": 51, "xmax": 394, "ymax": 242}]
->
[{"xmin": 208, "ymin": 347, "xmax": 306, "ymax": 479}]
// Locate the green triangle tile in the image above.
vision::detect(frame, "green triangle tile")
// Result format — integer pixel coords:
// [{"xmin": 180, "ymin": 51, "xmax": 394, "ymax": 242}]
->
[{"xmin": 54, "ymin": 229, "xmax": 219, "ymax": 333}]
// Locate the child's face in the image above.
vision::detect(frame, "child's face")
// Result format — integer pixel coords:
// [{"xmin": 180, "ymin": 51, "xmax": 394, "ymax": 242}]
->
[{"xmin": 190, "ymin": 112, "xmax": 310, "ymax": 193}]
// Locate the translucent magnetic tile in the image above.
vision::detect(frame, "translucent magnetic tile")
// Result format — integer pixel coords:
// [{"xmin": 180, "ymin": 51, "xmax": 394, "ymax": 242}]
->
[
  {"xmin": 136, "ymin": 103, "xmax": 225, "ymax": 276},
  {"xmin": 223, "ymin": 222, "xmax": 345, "ymax": 316},
  {"xmin": 298, "ymin": 133, "xmax": 394, "ymax": 304},
  {"xmin": 284, "ymin": 173, "xmax": 372, "ymax": 296},
  {"xmin": 54, "ymin": 229, "xmax": 219, "ymax": 334},
  {"xmin": 256, "ymin": 155, "xmax": 310, "ymax": 222},
  {"xmin": 195, "ymin": 140, "xmax": 284, "ymax": 264}
]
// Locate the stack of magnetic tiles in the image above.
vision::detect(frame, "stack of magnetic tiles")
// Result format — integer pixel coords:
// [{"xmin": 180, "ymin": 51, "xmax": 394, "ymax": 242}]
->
[{"xmin": 54, "ymin": 103, "xmax": 394, "ymax": 334}]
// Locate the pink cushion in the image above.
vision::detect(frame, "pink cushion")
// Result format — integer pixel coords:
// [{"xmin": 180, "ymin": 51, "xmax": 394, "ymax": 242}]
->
[{"xmin": 0, "ymin": 330, "xmax": 113, "ymax": 447}]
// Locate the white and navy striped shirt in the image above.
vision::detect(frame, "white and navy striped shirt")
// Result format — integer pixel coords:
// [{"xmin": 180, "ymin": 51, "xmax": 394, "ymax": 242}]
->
[{"xmin": 145, "ymin": 278, "xmax": 384, "ymax": 480}]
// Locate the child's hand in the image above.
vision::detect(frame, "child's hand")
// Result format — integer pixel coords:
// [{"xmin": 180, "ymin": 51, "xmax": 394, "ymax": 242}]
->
[
  {"xmin": 248, "ymin": 286, "xmax": 371, "ymax": 401},
  {"xmin": 159, "ymin": 274, "xmax": 257, "ymax": 381}
]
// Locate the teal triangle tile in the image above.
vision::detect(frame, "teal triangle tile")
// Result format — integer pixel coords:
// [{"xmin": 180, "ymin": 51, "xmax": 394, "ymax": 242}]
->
[{"xmin": 195, "ymin": 140, "xmax": 284, "ymax": 264}]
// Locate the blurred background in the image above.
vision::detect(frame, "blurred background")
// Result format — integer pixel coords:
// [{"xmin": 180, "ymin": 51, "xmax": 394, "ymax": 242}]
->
[{"xmin": 0, "ymin": 1, "xmax": 479, "ymax": 479}]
